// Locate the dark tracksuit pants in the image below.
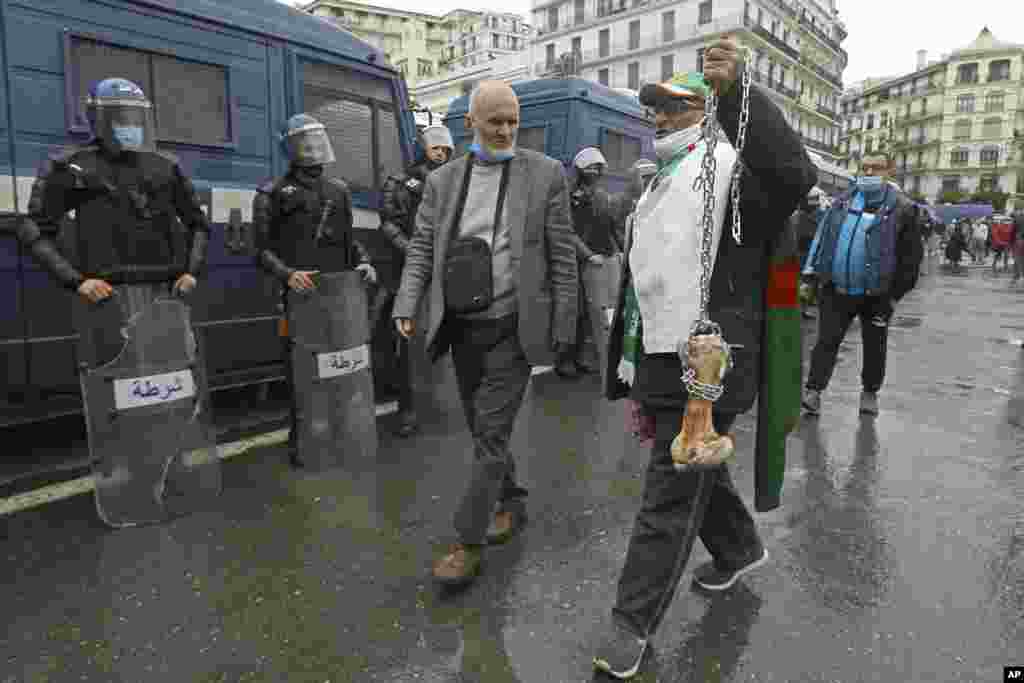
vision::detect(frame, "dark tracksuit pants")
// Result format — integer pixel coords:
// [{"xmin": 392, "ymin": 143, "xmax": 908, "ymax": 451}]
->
[
  {"xmin": 806, "ymin": 284, "xmax": 894, "ymax": 394},
  {"xmin": 448, "ymin": 312, "xmax": 532, "ymax": 545},
  {"xmin": 613, "ymin": 406, "xmax": 763, "ymax": 638}
]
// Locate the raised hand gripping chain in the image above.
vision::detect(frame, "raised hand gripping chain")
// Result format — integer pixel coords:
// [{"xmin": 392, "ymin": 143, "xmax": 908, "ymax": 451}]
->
[{"xmin": 671, "ymin": 49, "xmax": 752, "ymax": 470}]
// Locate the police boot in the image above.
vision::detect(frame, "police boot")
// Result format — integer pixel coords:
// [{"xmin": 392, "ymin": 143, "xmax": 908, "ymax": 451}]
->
[{"xmin": 396, "ymin": 410, "xmax": 420, "ymax": 438}]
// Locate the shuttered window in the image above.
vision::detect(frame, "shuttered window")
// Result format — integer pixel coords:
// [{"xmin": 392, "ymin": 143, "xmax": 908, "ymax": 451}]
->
[
  {"xmin": 601, "ymin": 130, "xmax": 641, "ymax": 172},
  {"xmin": 301, "ymin": 60, "xmax": 403, "ymax": 192},
  {"xmin": 516, "ymin": 127, "xmax": 546, "ymax": 154}
]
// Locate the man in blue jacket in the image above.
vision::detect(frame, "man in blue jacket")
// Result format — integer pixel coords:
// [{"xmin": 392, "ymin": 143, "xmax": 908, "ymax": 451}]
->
[{"xmin": 802, "ymin": 154, "xmax": 923, "ymax": 417}]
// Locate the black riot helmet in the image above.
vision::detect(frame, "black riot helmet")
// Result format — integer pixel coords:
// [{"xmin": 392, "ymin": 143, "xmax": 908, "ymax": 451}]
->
[
  {"xmin": 85, "ymin": 78, "xmax": 157, "ymax": 155},
  {"xmin": 281, "ymin": 114, "xmax": 336, "ymax": 168}
]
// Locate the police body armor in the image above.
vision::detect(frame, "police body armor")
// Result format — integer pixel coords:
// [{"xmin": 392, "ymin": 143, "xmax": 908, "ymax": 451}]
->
[
  {"xmin": 255, "ymin": 175, "xmax": 377, "ymax": 471},
  {"xmin": 76, "ymin": 285, "xmax": 221, "ymax": 527}
]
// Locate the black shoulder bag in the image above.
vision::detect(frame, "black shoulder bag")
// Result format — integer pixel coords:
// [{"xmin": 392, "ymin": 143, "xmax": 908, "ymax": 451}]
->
[{"xmin": 443, "ymin": 155, "xmax": 511, "ymax": 315}]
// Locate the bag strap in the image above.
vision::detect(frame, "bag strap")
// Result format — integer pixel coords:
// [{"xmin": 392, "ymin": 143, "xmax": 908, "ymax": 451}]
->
[{"xmin": 450, "ymin": 152, "xmax": 512, "ymax": 248}]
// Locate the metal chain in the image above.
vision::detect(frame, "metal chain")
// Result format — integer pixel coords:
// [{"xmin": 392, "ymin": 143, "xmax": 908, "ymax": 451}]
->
[
  {"xmin": 683, "ymin": 48, "xmax": 752, "ymax": 400},
  {"xmin": 689, "ymin": 49, "xmax": 753, "ymax": 331}
]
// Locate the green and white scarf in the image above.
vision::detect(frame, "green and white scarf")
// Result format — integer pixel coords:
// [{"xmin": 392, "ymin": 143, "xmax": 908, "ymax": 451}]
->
[{"xmin": 616, "ymin": 141, "xmax": 701, "ymax": 386}]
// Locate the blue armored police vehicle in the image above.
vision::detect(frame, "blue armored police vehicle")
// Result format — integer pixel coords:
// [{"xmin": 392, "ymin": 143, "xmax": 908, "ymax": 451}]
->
[
  {"xmin": 444, "ymin": 78, "xmax": 656, "ymax": 194},
  {"xmin": 0, "ymin": 0, "xmax": 418, "ymax": 430}
]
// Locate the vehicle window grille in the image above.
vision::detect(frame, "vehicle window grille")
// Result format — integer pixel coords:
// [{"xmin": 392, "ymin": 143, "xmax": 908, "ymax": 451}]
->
[{"xmin": 303, "ymin": 86, "xmax": 374, "ymax": 191}]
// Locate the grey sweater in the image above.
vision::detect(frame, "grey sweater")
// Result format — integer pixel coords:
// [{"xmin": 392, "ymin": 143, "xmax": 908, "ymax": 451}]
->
[{"xmin": 456, "ymin": 161, "xmax": 517, "ymax": 320}]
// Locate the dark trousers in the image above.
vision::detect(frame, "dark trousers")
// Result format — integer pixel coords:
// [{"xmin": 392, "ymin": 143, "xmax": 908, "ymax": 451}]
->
[
  {"xmin": 282, "ymin": 335, "xmax": 299, "ymax": 451},
  {"xmin": 449, "ymin": 313, "xmax": 532, "ymax": 545},
  {"xmin": 613, "ymin": 408, "xmax": 762, "ymax": 638},
  {"xmin": 395, "ymin": 334, "xmax": 415, "ymax": 413},
  {"xmin": 806, "ymin": 284, "xmax": 893, "ymax": 394}
]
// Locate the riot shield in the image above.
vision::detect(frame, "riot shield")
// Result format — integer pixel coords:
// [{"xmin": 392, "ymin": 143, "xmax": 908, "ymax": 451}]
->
[
  {"xmin": 582, "ymin": 254, "xmax": 623, "ymax": 389},
  {"xmin": 76, "ymin": 285, "xmax": 221, "ymax": 528},
  {"xmin": 287, "ymin": 270, "xmax": 377, "ymax": 471}
]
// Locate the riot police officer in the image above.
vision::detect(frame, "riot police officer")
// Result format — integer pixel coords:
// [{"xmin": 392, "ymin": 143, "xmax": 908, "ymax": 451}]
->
[
  {"xmin": 378, "ymin": 124, "xmax": 454, "ymax": 436},
  {"xmin": 253, "ymin": 113, "xmax": 377, "ymax": 467},
  {"xmin": 17, "ymin": 77, "xmax": 209, "ymax": 303},
  {"xmin": 558, "ymin": 147, "xmax": 628, "ymax": 378}
]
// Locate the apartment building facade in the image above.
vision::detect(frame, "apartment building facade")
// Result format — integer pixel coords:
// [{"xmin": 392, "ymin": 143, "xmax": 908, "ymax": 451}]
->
[
  {"xmin": 410, "ymin": 51, "xmax": 533, "ymax": 120},
  {"xmin": 529, "ymin": 0, "xmax": 849, "ymax": 162},
  {"xmin": 839, "ymin": 28, "xmax": 1024, "ymax": 203},
  {"xmin": 304, "ymin": 1, "xmax": 532, "ymax": 86}
]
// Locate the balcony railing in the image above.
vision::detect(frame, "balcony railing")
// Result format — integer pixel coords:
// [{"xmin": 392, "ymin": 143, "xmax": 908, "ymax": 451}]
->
[
  {"xmin": 578, "ymin": 12, "xmax": 745, "ymax": 64},
  {"xmin": 817, "ymin": 104, "xmax": 837, "ymax": 119},
  {"xmin": 751, "ymin": 23, "xmax": 800, "ymax": 60},
  {"xmin": 798, "ymin": 55, "xmax": 843, "ymax": 89}
]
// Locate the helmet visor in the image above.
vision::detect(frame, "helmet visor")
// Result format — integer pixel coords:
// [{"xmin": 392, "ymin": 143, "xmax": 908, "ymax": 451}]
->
[
  {"xmin": 92, "ymin": 104, "xmax": 155, "ymax": 152},
  {"xmin": 286, "ymin": 126, "xmax": 335, "ymax": 166}
]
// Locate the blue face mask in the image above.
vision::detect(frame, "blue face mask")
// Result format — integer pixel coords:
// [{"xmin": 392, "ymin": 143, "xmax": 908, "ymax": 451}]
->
[
  {"xmin": 112, "ymin": 126, "xmax": 144, "ymax": 148},
  {"xmin": 469, "ymin": 141, "xmax": 515, "ymax": 163}
]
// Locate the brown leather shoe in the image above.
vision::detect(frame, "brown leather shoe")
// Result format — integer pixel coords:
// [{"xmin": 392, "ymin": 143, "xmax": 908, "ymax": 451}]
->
[
  {"xmin": 433, "ymin": 544, "xmax": 483, "ymax": 586},
  {"xmin": 486, "ymin": 508, "xmax": 526, "ymax": 545}
]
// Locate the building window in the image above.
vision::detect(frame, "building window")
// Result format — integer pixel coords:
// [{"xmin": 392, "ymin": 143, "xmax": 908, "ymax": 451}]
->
[
  {"xmin": 880, "ymin": 111, "xmax": 889, "ymax": 128},
  {"xmin": 983, "ymin": 117, "xmax": 1001, "ymax": 139},
  {"xmin": 956, "ymin": 94, "xmax": 975, "ymax": 113},
  {"xmin": 547, "ymin": 7, "xmax": 558, "ymax": 32},
  {"xmin": 866, "ymin": 113, "xmax": 874, "ymax": 130},
  {"xmin": 546, "ymin": 43, "xmax": 556, "ymax": 68},
  {"xmin": 662, "ymin": 11, "xmax": 675, "ymax": 43},
  {"xmin": 954, "ymin": 118, "xmax": 972, "ymax": 140},
  {"xmin": 865, "ymin": 137, "xmax": 873, "ymax": 153},
  {"xmin": 980, "ymin": 147, "xmax": 999, "ymax": 165},
  {"xmin": 629, "ymin": 21, "xmax": 640, "ymax": 50},
  {"xmin": 921, "ymin": 98, "xmax": 927, "ymax": 114},
  {"xmin": 628, "ymin": 61, "xmax": 640, "ymax": 91},
  {"xmin": 572, "ymin": 36, "xmax": 582, "ymax": 59},
  {"xmin": 950, "ymin": 148, "xmax": 969, "ymax": 166},
  {"xmin": 979, "ymin": 174, "xmax": 1000, "ymax": 192},
  {"xmin": 574, "ymin": 0, "xmax": 585, "ymax": 25},
  {"xmin": 986, "ymin": 91, "xmax": 1004, "ymax": 112},
  {"xmin": 988, "ymin": 59, "xmax": 1011, "ymax": 82},
  {"xmin": 598, "ymin": 68, "xmax": 609, "ymax": 86},
  {"xmin": 757, "ymin": 8, "xmax": 763, "ymax": 25},
  {"xmin": 68, "ymin": 36, "xmax": 232, "ymax": 147},
  {"xmin": 493, "ymin": 34, "xmax": 500, "ymax": 49},
  {"xmin": 956, "ymin": 62, "xmax": 979, "ymax": 84},
  {"xmin": 661, "ymin": 54, "xmax": 675, "ymax": 81},
  {"xmin": 696, "ymin": 47, "xmax": 706, "ymax": 73},
  {"xmin": 417, "ymin": 59, "xmax": 433, "ymax": 77},
  {"xmin": 941, "ymin": 176, "xmax": 961, "ymax": 193},
  {"xmin": 698, "ymin": 0, "xmax": 712, "ymax": 26},
  {"xmin": 599, "ymin": 29, "xmax": 610, "ymax": 58}
]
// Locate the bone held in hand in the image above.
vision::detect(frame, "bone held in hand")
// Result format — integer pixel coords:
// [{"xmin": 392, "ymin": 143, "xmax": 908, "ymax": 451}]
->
[{"xmin": 670, "ymin": 334, "xmax": 735, "ymax": 470}]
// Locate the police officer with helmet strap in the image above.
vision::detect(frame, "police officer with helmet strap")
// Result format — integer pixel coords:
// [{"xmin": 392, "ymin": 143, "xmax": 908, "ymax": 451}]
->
[
  {"xmin": 18, "ymin": 77, "xmax": 210, "ymax": 302},
  {"xmin": 253, "ymin": 113, "xmax": 377, "ymax": 468},
  {"xmin": 378, "ymin": 123, "xmax": 454, "ymax": 436}
]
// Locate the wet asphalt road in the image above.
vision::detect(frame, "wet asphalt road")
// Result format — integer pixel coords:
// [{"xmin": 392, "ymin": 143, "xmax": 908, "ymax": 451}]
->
[{"xmin": 2, "ymin": 253, "xmax": 1023, "ymax": 683}]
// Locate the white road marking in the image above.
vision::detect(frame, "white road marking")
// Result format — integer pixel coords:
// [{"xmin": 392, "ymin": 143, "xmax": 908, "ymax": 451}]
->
[{"xmin": 0, "ymin": 401, "xmax": 399, "ymax": 517}]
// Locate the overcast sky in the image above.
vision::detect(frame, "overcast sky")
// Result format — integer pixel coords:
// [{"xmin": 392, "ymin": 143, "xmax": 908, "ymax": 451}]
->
[{"xmin": 287, "ymin": 0, "xmax": 1024, "ymax": 85}]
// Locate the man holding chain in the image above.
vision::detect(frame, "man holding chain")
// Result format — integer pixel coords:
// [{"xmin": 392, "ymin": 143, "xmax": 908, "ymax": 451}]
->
[{"xmin": 593, "ymin": 37, "xmax": 816, "ymax": 679}]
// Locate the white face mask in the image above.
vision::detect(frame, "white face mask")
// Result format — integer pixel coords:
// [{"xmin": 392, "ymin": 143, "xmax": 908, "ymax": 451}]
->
[{"xmin": 652, "ymin": 121, "xmax": 703, "ymax": 163}]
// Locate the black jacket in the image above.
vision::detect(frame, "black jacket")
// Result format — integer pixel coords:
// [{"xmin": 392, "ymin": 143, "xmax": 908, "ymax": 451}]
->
[
  {"xmin": 17, "ymin": 144, "xmax": 210, "ymax": 289},
  {"xmin": 605, "ymin": 82, "xmax": 817, "ymax": 415},
  {"xmin": 379, "ymin": 162, "xmax": 434, "ymax": 255},
  {"xmin": 252, "ymin": 170, "xmax": 370, "ymax": 283},
  {"xmin": 568, "ymin": 182, "xmax": 629, "ymax": 259}
]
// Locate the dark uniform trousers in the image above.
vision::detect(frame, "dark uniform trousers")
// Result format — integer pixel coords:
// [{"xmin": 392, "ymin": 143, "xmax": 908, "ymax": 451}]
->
[
  {"xmin": 806, "ymin": 283, "xmax": 893, "ymax": 394},
  {"xmin": 613, "ymin": 406, "xmax": 762, "ymax": 638},
  {"xmin": 448, "ymin": 312, "xmax": 532, "ymax": 545}
]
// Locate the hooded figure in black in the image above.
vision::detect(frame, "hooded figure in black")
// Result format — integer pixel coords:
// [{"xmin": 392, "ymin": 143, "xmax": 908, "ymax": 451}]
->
[
  {"xmin": 378, "ymin": 124, "xmax": 454, "ymax": 436},
  {"xmin": 252, "ymin": 113, "xmax": 377, "ymax": 467},
  {"xmin": 557, "ymin": 146, "xmax": 633, "ymax": 378},
  {"xmin": 17, "ymin": 77, "xmax": 209, "ymax": 303}
]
